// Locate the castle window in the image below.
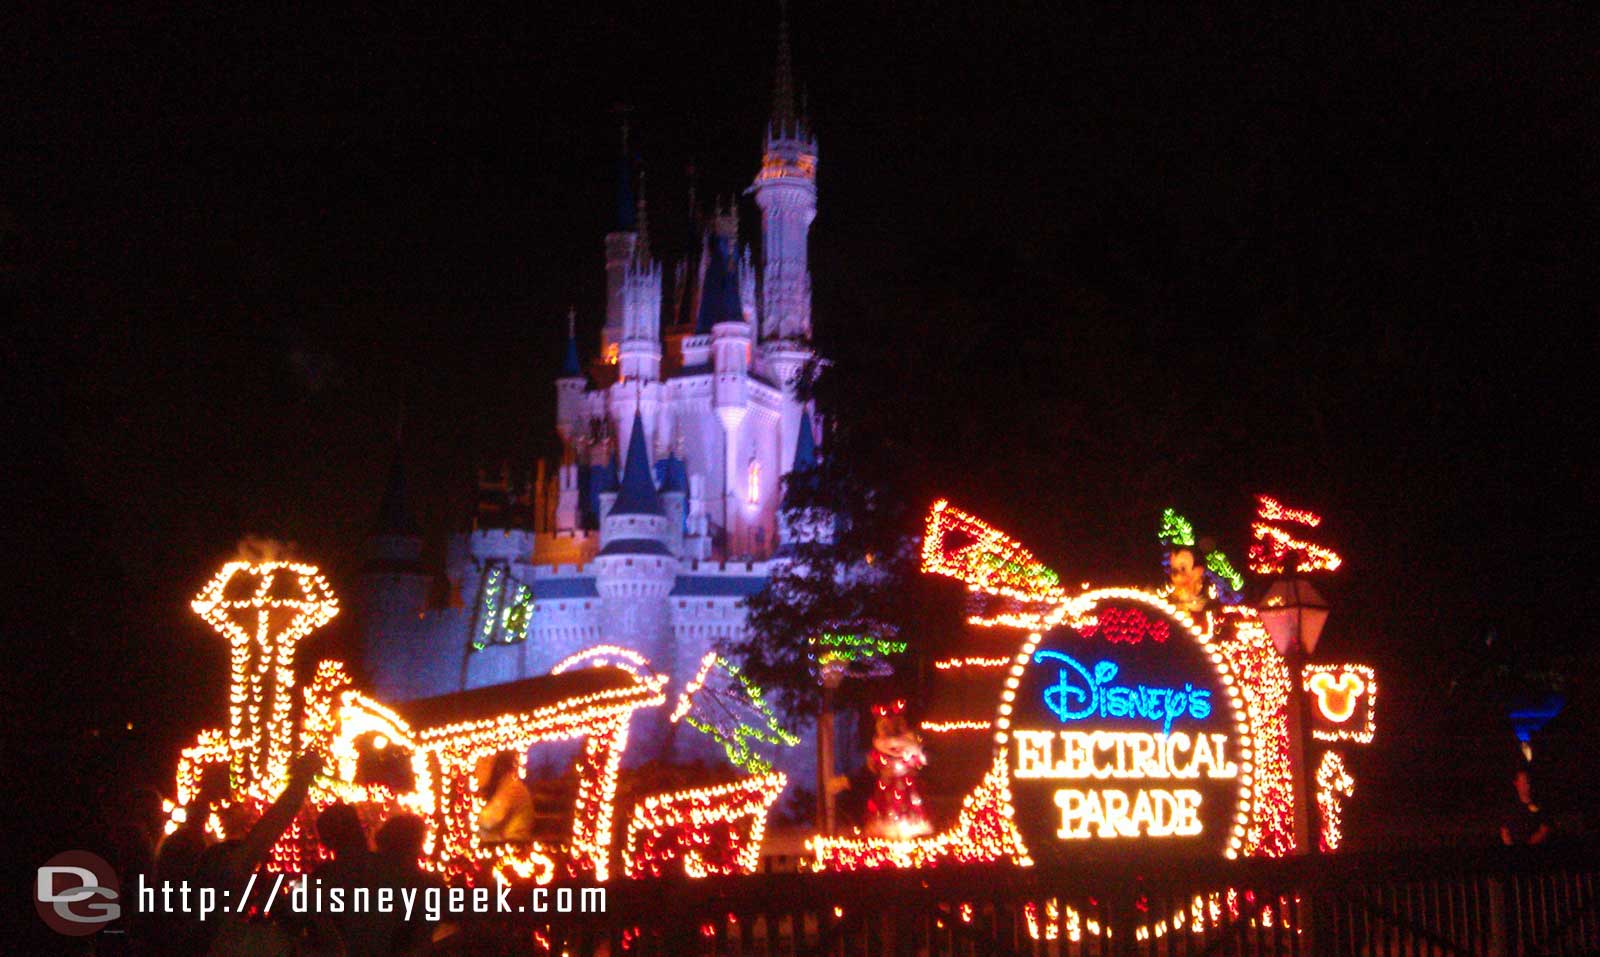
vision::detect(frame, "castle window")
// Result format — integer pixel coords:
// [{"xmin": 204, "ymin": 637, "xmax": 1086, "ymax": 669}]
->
[{"xmin": 747, "ymin": 459, "xmax": 761, "ymax": 504}]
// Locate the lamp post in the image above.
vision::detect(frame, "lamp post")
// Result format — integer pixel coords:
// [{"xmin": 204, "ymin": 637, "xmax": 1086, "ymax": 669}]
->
[
  {"xmin": 817, "ymin": 662, "xmax": 844, "ymax": 835},
  {"xmin": 1258, "ymin": 571, "xmax": 1329, "ymax": 854}
]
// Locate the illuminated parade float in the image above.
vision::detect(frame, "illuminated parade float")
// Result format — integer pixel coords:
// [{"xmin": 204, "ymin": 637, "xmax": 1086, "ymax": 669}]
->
[
  {"xmin": 812, "ymin": 496, "xmax": 1376, "ymax": 883},
  {"xmin": 161, "ymin": 494, "xmax": 1376, "ymax": 902}
]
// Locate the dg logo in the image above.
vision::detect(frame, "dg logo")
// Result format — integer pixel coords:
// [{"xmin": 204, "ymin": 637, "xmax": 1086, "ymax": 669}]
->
[{"xmin": 36, "ymin": 851, "xmax": 121, "ymax": 936}]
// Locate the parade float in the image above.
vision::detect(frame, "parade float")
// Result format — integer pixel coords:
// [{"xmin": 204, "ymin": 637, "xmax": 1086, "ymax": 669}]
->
[
  {"xmin": 161, "ymin": 495, "xmax": 1375, "ymax": 901},
  {"xmin": 166, "ymin": 560, "xmax": 784, "ymax": 884}
]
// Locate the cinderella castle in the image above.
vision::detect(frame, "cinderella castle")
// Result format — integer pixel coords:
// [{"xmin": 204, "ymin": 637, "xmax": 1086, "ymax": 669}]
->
[{"xmin": 357, "ymin": 16, "xmax": 826, "ymax": 776}]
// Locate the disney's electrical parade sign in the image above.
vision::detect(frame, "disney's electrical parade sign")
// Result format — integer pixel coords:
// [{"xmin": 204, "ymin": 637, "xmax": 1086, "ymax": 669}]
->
[
  {"xmin": 814, "ymin": 496, "xmax": 1376, "ymax": 877},
  {"xmin": 1004, "ymin": 604, "xmax": 1251, "ymax": 861}
]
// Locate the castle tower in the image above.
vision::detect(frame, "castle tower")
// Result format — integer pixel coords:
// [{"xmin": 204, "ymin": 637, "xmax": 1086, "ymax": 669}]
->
[
  {"xmin": 554, "ymin": 308, "xmax": 586, "ymax": 533},
  {"xmin": 618, "ymin": 177, "xmax": 663, "ymax": 386},
  {"xmin": 602, "ymin": 116, "xmax": 639, "ymax": 362},
  {"xmin": 358, "ymin": 433, "xmax": 435, "ymax": 700},
  {"xmin": 752, "ymin": 5, "xmax": 818, "ymax": 347},
  {"xmin": 712, "ymin": 301, "xmax": 752, "ymax": 553},
  {"xmin": 593, "ymin": 413, "xmax": 678, "ymax": 759},
  {"xmin": 777, "ymin": 408, "xmax": 831, "ymax": 552}
]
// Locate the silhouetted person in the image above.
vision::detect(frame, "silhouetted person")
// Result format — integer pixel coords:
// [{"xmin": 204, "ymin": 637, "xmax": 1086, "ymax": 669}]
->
[
  {"xmin": 375, "ymin": 813, "xmax": 451, "ymax": 954},
  {"xmin": 170, "ymin": 752, "xmax": 324, "ymax": 955},
  {"xmin": 311, "ymin": 801, "xmax": 390, "ymax": 957},
  {"xmin": 1500, "ymin": 768, "xmax": 1551, "ymax": 845}
]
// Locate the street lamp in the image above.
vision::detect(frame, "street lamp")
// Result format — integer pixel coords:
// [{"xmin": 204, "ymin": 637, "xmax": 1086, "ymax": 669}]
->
[
  {"xmin": 818, "ymin": 661, "xmax": 844, "ymax": 835},
  {"xmin": 1259, "ymin": 577, "xmax": 1330, "ymax": 658},
  {"xmin": 1258, "ymin": 569, "xmax": 1329, "ymax": 854}
]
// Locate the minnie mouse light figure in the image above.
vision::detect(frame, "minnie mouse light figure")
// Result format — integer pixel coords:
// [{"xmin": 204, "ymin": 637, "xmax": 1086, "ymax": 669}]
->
[{"xmin": 865, "ymin": 700, "xmax": 933, "ymax": 839}]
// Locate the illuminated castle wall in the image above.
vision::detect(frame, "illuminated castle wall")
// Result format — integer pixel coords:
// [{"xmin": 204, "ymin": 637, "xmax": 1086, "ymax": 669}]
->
[{"xmin": 358, "ymin": 21, "xmax": 823, "ymax": 776}]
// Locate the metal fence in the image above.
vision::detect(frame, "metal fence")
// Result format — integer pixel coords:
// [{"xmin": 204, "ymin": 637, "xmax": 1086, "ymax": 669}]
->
[{"xmin": 449, "ymin": 843, "xmax": 1597, "ymax": 957}]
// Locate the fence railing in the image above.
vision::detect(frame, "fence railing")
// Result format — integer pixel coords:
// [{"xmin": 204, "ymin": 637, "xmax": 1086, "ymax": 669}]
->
[{"xmin": 453, "ymin": 843, "xmax": 1598, "ymax": 957}]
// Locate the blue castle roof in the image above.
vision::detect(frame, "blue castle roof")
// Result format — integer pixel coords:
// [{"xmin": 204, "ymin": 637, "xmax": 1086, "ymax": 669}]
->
[
  {"xmin": 783, "ymin": 409, "xmax": 818, "ymax": 507},
  {"xmin": 561, "ymin": 326, "xmax": 582, "ymax": 378},
  {"xmin": 794, "ymin": 409, "xmax": 817, "ymax": 471},
  {"xmin": 695, "ymin": 235, "xmax": 743, "ymax": 334},
  {"xmin": 609, "ymin": 414, "xmax": 663, "ymax": 516}
]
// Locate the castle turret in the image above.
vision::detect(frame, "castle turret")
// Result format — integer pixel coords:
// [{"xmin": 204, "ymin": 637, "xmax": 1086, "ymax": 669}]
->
[
  {"xmin": 712, "ymin": 301, "xmax": 751, "ymax": 550},
  {"xmin": 554, "ymin": 308, "xmax": 587, "ymax": 533},
  {"xmin": 593, "ymin": 413, "xmax": 678, "ymax": 759},
  {"xmin": 697, "ymin": 203, "xmax": 744, "ymax": 335},
  {"xmin": 656, "ymin": 440, "xmax": 689, "ymax": 558},
  {"xmin": 359, "ymin": 434, "xmax": 435, "ymax": 700},
  {"xmin": 602, "ymin": 116, "xmax": 639, "ymax": 361},
  {"xmin": 752, "ymin": 5, "xmax": 817, "ymax": 345},
  {"xmin": 555, "ymin": 308, "xmax": 586, "ymax": 442},
  {"xmin": 469, "ymin": 468, "xmax": 535, "ymax": 561},
  {"xmin": 618, "ymin": 176, "xmax": 663, "ymax": 386},
  {"xmin": 777, "ymin": 408, "xmax": 832, "ymax": 552}
]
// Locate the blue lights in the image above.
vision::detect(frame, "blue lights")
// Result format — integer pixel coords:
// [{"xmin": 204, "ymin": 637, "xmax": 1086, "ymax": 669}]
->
[{"xmin": 1034, "ymin": 651, "xmax": 1213, "ymax": 734}]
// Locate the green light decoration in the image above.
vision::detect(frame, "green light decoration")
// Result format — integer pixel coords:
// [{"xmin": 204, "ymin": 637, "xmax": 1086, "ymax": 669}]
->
[
  {"xmin": 810, "ymin": 632, "xmax": 905, "ymax": 681},
  {"xmin": 1158, "ymin": 507, "xmax": 1245, "ymax": 605},
  {"xmin": 811, "ymin": 633, "xmax": 907, "ymax": 663},
  {"xmin": 960, "ymin": 547, "xmax": 1062, "ymax": 592},
  {"xmin": 1159, "ymin": 508, "xmax": 1196, "ymax": 547},
  {"xmin": 676, "ymin": 656, "xmax": 799, "ymax": 774},
  {"xmin": 975, "ymin": 551, "xmax": 1060, "ymax": 588},
  {"xmin": 470, "ymin": 562, "xmax": 534, "ymax": 652},
  {"xmin": 1205, "ymin": 549, "xmax": 1245, "ymax": 591},
  {"xmin": 501, "ymin": 583, "xmax": 533, "ymax": 636}
]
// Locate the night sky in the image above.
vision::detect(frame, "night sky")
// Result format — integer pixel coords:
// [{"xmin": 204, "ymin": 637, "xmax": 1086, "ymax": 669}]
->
[{"xmin": 7, "ymin": 0, "xmax": 1597, "ymax": 881}]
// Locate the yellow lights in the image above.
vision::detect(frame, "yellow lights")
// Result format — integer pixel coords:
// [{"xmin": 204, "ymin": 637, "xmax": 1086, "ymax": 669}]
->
[
  {"xmin": 1315, "ymin": 751, "xmax": 1356, "ymax": 852},
  {"xmin": 901, "ymin": 498, "xmax": 1344, "ymax": 874},
  {"xmin": 481, "ymin": 845, "xmax": 558, "ymax": 886},
  {"xmin": 1211, "ymin": 609, "xmax": 1295, "ymax": 857},
  {"xmin": 622, "ymin": 773, "xmax": 787, "ymax": 879},
  {"xmin": 569, "ymin": 717, "xmax": 632, "ymax": 882},
  {"xmin": 410, "ymin": 673, "xmax": 665, "ymax": 880},
  {"xmin": 933, "ymin": 656, "xmax": 1011, "ymax": 671},
  {"xmin": 551, "ymin": 644, "xmax": 653, "ymax": 679},
  {"xmin": 1248, "ymin": 495, "xmax": 1341, "ymax": 574},
  {"xmin": 1054, "ymin": 788, "xmax": 1204, "ymax": 839},
  {"xmin": 670, "ymin": 651, "xmax": 722, "ymax": 723},
  {"xmin": 810, "ymin": 757, "xmax": 1030, "ymax": 871},
  {"xmin": 174, "ymin": 562, "xmax": 672, "ymax": 881},
  {"xmin": 999, "ymin": 589, "xmax": 1257, "ymax": 862},
  {"xmin": 1256, "ymin": 496, "xmax": 1322, "ymax": 527},
  {"xmin": 921, "ymin": 499, "xmax": 1066, "ymax": 614},
  {"xmin": 191, "ymin": 560, "xmax": 339, "ymax": 789},
  {"xmin": 921, "ymin": 719, "xmax": 991, "ymax": 733},
  {"xmin": 746, "ymin": 459, "xmax": 761, "ymax": 505},
  {"xmin": 1303, "ymin": 663, "xmax": 1377, "ymax": 743},
  {"xmin": 1012, "ymin": 730, "xmax": 1241, "ymax": 782},
  {"xmin": 755, "ymin": 152, "xmax": 817, "ymax": 183}
]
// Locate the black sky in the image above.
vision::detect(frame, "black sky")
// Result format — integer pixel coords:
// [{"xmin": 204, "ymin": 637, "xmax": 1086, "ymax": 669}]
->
[{"xmin": 6, "ymin": 1, "xmax": 1598, "ymax": 867}]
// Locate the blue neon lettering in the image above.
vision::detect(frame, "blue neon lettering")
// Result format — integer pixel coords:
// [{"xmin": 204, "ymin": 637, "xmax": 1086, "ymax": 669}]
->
[{"xmin": 1034, "ymin": 651, "xmax": 1212, "ymax": 733}]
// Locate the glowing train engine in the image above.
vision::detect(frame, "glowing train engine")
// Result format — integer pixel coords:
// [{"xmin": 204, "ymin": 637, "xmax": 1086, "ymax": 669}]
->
[{"xmin": 166, "ymin": 561, "xmax": 784, "ymax": 883}]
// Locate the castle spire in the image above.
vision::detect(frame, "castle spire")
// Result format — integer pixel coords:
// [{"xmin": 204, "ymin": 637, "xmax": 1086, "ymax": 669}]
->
[
  {"xmin": 614, "ymin": 106, "xmax": 636, "ymax": 232},
  {"xmin": 634, "ymin": 167, "xmax": 651, "ymax": 264},
  {"xmin": 376, "ymin": 405, "xmax": 420, "ymax": 536},
  {"xmin": 770, "ymin": 0, "xmax": 799, "ymax": 138},
  {"xmin": 686, "ymin": 158, "xmax": 699, "ymax": 228},
  {"xmin": 753, "ymin": 0, "xmax": 818, "ymax": 344},
  {"xmin": 561, "ymin": 306, "xmax": 582, "ymax": 377},
  {"xmin": 610, "ymin": 412, "xmax": 663, "ymax": 517}
]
